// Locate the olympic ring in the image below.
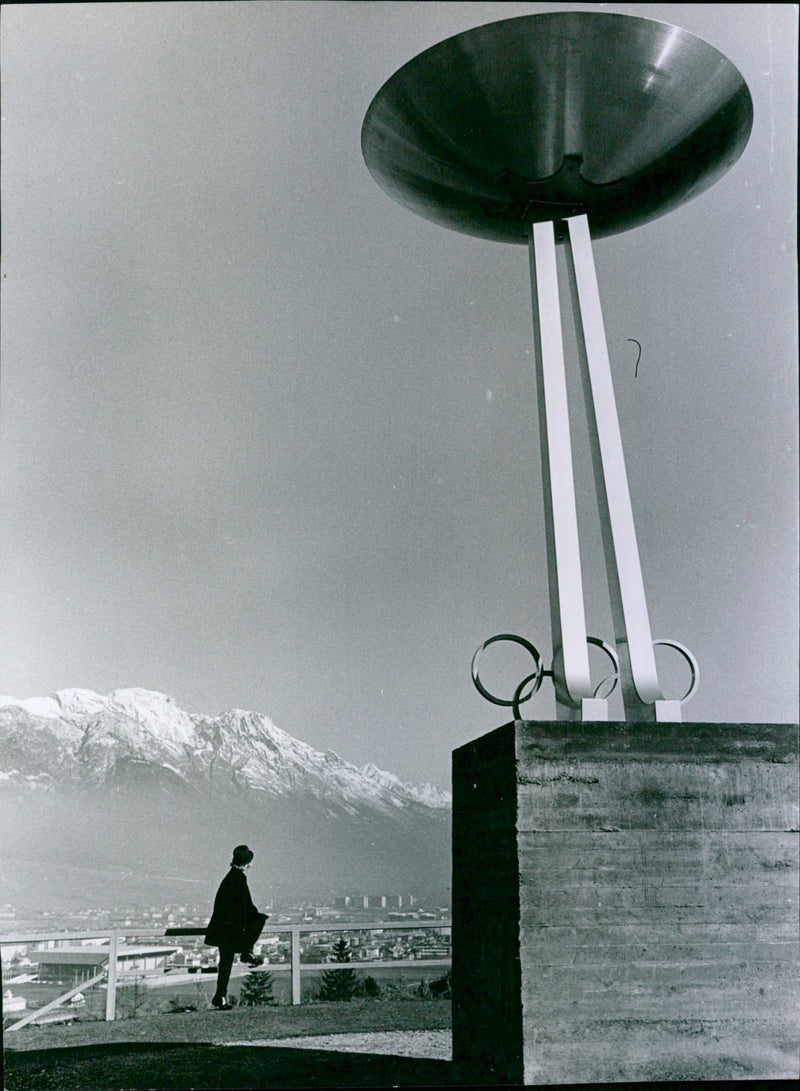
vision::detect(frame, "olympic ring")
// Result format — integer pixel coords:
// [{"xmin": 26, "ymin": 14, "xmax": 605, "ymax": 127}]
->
[
  {"xmin": 550, "ymin": 636, "xmax": 620, "ymax": 706},
  {"xmin": 472, "ymin": 634, "xmax": 620, "ymax": 718},
  {"xmin": 471, "ymin": 634, "xmax": 545, "ymax": 720},
  {"xmin": 587, "ymin": 636, "xmax": 620, "ymax": 700},
  {"xmin": 652, "ymin": 639, "xmax": 700, "ymax": 704}
]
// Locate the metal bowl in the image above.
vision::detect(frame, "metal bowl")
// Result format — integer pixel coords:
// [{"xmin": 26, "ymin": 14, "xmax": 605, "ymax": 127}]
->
[{"xmin": 361, "ymin": 12, "xmax": 753, "ymax": 242}]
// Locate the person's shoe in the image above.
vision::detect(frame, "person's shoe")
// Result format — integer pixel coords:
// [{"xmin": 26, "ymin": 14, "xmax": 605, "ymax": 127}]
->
[
  {"xmin": 240, "ymin": 951, "xmax": 264, "ymax": 967},
  {"xmin": 211, "ymin": 996, "xmax": 232, "ymax": 1010}
]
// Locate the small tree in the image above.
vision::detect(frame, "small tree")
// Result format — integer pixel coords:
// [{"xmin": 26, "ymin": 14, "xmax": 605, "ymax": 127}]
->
[
  {"xmin": 238, "ymin": 969, "xmax": 276, "ymax": 1007},
  {"xmin": 318, "ymin": 937, "xmax": 359, "ymax": 1002}
]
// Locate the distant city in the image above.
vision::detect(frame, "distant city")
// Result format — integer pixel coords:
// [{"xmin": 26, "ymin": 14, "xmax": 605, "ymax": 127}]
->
[
  {"xmin": 0, "ymin": 893, "xmax": 452, "ymax": 1021},
  {"xmin": 1, "ymin": 892, "xmax": 449, "ymax": 935},
  {"xmin": 0, "ymin": 893, "xmax": 451, "ymax": 970}
]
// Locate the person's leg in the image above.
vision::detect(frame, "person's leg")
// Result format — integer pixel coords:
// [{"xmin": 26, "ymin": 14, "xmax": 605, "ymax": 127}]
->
[
  {"xmin": 240, "ymin": 912, "xmax": 268, "ymax": 964},
  {"xmin": 242, "ymin": 912, "xmax": 267, "ymax": 954},
  {"xmin": 213, "ymin": 945, "xmax": 235, "ymax": 1005}
]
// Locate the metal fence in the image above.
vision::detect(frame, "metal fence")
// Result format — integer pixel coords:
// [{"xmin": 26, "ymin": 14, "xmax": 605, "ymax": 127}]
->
[{"xmin": 1, "ymin": 919, "xmax": 451, "ymax": 1030}]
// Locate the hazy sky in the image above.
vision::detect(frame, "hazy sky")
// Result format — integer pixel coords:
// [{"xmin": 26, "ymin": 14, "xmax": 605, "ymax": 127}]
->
[{"xmin": 1, "ymin": 2, "xmax": 797, "ymax": 788}]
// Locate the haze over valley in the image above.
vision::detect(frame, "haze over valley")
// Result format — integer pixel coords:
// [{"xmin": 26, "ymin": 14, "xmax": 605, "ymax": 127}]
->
[{"xmin": 0, "ymin": 689, "xmax": 452, "ymax": 915}]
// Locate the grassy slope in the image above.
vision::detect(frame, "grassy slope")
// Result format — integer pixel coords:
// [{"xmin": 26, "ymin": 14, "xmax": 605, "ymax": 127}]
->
[{"xmin": 3, "ymin": 1001, "xmax": 455, "ymax": 1090}]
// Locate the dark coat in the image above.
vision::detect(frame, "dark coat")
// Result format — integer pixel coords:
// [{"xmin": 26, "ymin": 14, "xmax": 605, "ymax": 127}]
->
[{"xmin": 204, "ymin": 867, "xmax": 263, "ymax": 950}]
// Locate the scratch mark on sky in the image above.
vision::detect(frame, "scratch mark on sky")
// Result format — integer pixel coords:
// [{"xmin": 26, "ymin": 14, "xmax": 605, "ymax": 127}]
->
[{"xmin": 627, "ymin": 338, "xmax": 642, "ymax": 378}]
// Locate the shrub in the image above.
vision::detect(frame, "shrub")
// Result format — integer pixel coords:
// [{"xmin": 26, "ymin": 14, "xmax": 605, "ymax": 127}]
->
[
  {"xmin": 417, "ymin": 970, "xmax": 451, "ymax": 999},
  {"xmin": 379, "ymin": 977, "xmax": 416, "ymax": 1001},
  {"xmin": 358, "ymin": 975, "xmax": 381, "ymax": 999},
  {"xmin": 430, "ymin": 969, "xmax": 452, "ymax": 998}
]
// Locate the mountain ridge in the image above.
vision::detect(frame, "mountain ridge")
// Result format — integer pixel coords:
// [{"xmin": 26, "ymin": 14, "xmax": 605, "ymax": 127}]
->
[{"xmin": 0, "ymin": 687, "xmax": 451, "ymax": 809}]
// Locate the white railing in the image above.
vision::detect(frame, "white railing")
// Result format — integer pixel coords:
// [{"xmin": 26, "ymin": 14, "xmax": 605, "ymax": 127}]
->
[{"xmin": 0, "ymin": 919, "xmax": 451, "ymax": 1030}]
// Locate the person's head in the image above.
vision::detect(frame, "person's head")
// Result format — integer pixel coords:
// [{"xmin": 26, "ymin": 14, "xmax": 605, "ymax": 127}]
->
[{"xmin": 231, "ymin": 844, "xmax": 254, "ymax": 868}]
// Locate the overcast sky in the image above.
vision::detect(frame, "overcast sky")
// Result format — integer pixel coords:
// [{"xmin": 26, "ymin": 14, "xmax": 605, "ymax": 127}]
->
[{"xmin": 1, "ymin": 2, "xmax": 797, "ymax": 788}]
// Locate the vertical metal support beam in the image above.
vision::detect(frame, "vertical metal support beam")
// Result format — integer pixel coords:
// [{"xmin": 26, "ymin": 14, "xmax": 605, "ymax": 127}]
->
[
  {"xmin": 290, "ymin": 929, "xmax": 301, "ymax": 1006},
  {"xmin": 528, "ymin": 221, "xmax": 594, "ymax": 717},
  {"xmin": 105, "ymin": 930, "xmax": 119, "ymax": 1021},
  {"xmin": 564, "ymin": 214, "xmax": 671, "ymax": 721}
]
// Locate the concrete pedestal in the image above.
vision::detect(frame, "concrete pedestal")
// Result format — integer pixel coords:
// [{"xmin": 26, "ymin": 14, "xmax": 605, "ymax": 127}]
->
[{"xmin": 452, "ymin": 721, "xmax": 799, "ymax": 1085}]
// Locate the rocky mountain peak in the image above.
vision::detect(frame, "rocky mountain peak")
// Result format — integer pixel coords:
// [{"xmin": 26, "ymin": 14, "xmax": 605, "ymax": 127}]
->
[{"xmin": 0, "ymin": 688, "xmax": 451, "ymax": 811}]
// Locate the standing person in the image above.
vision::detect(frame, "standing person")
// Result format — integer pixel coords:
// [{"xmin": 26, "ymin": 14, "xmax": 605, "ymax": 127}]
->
[{"xmin": 204, "ymin": 844, "xmax": 268, "ymax": 1010}]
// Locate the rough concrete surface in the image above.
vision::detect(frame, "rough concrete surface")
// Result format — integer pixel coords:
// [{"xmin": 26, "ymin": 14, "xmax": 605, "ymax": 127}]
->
[{"xmin": 452, "ymin": 720, "xmax": 799, "ymax": 1086}]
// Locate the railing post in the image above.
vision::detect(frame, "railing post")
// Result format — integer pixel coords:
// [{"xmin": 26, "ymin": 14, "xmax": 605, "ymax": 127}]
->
[
  {"xmin": 290, "ymin": 929, "xmax": 301, "ymax": 1006},
  {"xmin": 105, "ymin": 930, "xmax": 119, "ymax": 1021}
]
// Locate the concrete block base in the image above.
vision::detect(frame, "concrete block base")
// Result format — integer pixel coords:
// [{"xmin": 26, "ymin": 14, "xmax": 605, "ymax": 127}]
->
[{"xmin": 451, "ymin": 721, "xmax": 799, "ymax": 1085}]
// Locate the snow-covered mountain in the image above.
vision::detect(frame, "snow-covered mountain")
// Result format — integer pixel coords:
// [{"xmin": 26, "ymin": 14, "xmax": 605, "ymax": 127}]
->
[
  {"xmin": 0, "ymin": 687, "xmax": 450, "ymax": 811},
  {"xmin": 0, "ymin": 689, "xmax": 451, "ymax": 910}
]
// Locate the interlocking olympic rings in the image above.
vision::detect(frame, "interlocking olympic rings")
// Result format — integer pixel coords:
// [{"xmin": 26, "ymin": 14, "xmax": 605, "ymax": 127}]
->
[
  {"xmin": 471, "ymin": 634, "xmax": 545, "ymax": 720},
  {"xmin": 471, "ymin": 633, "xmax": 620, "ymax": 719},
  {"xmin": 472, "ymin": 633, "xmax": 699, "ymax": 717}
]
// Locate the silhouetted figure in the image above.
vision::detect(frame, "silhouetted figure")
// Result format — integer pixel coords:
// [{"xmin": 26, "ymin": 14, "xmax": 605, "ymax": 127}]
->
[{"xmin": 204, "ymin": 844, "xmax": 268, "ymax": 1010}]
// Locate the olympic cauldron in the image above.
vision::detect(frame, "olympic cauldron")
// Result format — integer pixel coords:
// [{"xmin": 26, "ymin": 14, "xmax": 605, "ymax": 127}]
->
[{"xmin": 361, "ymin": 12, "xmax": 752, "ymax": 724}]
